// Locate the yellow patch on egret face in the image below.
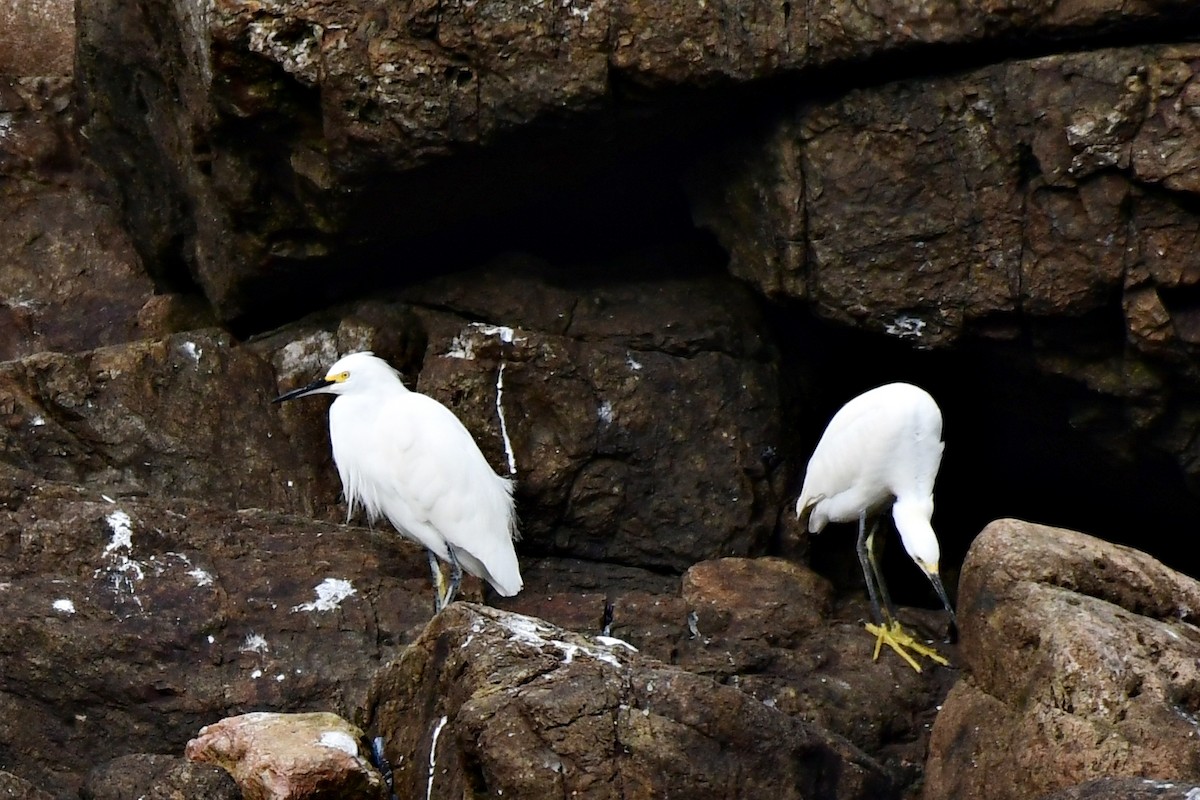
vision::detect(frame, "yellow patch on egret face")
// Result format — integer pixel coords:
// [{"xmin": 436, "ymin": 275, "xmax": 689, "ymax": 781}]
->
[{"xmin": 327, "ymin": 371, "xmax": 350, "ymax": 383}]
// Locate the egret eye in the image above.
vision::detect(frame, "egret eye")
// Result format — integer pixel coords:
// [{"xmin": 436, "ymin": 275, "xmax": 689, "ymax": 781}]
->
[{"xmin": 332, "ymin": 371, "xmax": 350, "ymax": 382}]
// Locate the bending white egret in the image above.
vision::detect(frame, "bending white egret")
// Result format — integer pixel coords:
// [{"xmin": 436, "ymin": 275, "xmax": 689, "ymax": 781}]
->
[
  {"xmin": 795, "ymin": 382, "xmax": 955, "ymax": 672},
  {"xmin": 274, "ymin": 351, "xmax": 522, "ymax": 612}
]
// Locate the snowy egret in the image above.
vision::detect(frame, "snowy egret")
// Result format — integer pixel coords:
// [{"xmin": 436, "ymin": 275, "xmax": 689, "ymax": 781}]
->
[
  {"xmin": 795, "ymin": 382, "xmax": 956, "ymax": 672},
  {"xmin": 274, "ymin": 351, "xmax": 522, "ymax": 612}
]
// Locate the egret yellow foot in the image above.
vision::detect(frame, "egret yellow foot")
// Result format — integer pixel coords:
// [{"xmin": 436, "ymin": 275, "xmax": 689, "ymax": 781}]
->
[{"xmin": 863, "ymin": 620, "xmax": 950, "ymax": 673}]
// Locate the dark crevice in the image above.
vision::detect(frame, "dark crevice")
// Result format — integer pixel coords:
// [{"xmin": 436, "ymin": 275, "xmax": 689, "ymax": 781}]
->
[{"xmin": 769, "ymin": 302, "xmax": 1200, "ymax": 608}]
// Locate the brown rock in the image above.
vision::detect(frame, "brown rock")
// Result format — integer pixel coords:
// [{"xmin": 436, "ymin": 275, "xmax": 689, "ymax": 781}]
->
[
  {"xmin": 0, "ymin": 486, "xmax": 432, "ymax": 796},
  {"xmin": 83, "ymin": 753, "xmax": 241, "ymax": 800},
  {"xmin": 0, "ymin": 0, "xmax": 73, "ymax": 76},
  {"xmin": 402, "ymin": 263, "xmax": 785, "ymax": 570},
  {"xmin": 367, "ymin": 602, "xmax": 896, "ymax": 800},
  {"xmin": 74, "ymin": 0, "xmax": 1200, "ymax": 322},
  {"xmin": 0, "ymin": 770, "xmax": 55, "ymax": 800},
  {"xmin": 922, "ymin": 519, "xmax": 1200, "ymax": 800},
  {"xmin": 0, "ymin": 332, "xmax": 339, "ymax": 517},
  {"xmin": 0, "ymin": 76, "xmax": 158, "ymax": 362},
  {"xmin": 1038, "ymin": 777, "xmax": 1200, "ymax": 800},
  {"xmin": 186, "ymin": 712, "xmax": 385, "ymax": 800}
]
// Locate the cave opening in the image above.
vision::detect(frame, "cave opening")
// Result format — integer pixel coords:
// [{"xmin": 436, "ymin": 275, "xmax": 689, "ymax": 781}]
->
[{"xmin": 771, "ymin": 307, "xmax": 1200, "ymax": 609}]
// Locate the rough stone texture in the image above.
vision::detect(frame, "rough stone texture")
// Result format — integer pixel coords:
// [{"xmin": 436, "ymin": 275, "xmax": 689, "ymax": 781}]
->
[
  {"xmin": 922, "ymin": 519, "xmax": 1200, "ymax": 800},
  {"xmin": 694, "ymin": 44, "xmax": 1200, "ymax": 347},
  {"xmin": 691, "ymin": 43, "xmax": 1200, "ymax": 515},
  {"xmin": 0, "ymin": 485, "xmax": 432, "ymax": 797},
  {"xmin": 0, "ymin": 76, "xmax": 163, "ymax": 362},
  {"xmin": 1038, "ymin": 778, "xmax": 1200, "ymax": 800},
  {"xmin": 367, "ymin": 603, "xmax": 896, "ymax": 800},
  {"xmin": 82, "ymin": 753, "xmax": 241, "ymax": 800},
  {"xmin": 73, "ymin": 0, "xmax": 1200, "ymax": 321},
  {"xmin": 0, "ymin": 332, "xmax": 340, "ymax": 518},
  {"xmin": 497, "ymin": 555, "xmax": 958, "ymax": 788},
  {"xmin": 402, "ymin": 261, "xmax": 786, "ymax": 569},
  {"xmin": 0, "ymin": 770, "xmax": 55, "ymax": 800},
  {"xmin": 0, "ymin": 0, "xmax": 74, "ymax": 76},
  {"xmin": 186, "ymin": 712, "xmax": 385, "ymax": 800}
]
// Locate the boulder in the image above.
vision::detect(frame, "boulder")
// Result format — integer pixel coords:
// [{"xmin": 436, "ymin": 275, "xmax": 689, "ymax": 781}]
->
[
  {"xmin": 1037, "ymin": 777, "xmax": 1200, "ymax": 800},
  {"xmin": 0, "ymin": 770, "xmax": 55, "ymax": 800},
  {"xmin": 401, "ymin": 261, "xmax": 785, "ymax": 569},
  {"xmin": 82, "ymin": 753, "xmax": 241, "ymax": 800},
  {"xmin": 693, "ymin": 44, "xmax": 1200, "ymax": 347},
  {"xmin": 0, "ymin": 332, "xmax": 340, "ymax": 518},
  {"xmin": 74, "ymin": 0, "xmax": 1200, "ymax": 322},
  {"xmin": 366, "ymin": 602, "xmax": 896, "ymax": 800},
  {"xmin": 186, "ymin": 711, "xmax": 385, "ymax": 800},
  {"xmin": 0, "ymin": 485, "xmax": 432, "ymax": 797},
  {"xmin": 922, "ymin": 519, "xmax": 1200, "ymax": 800}
]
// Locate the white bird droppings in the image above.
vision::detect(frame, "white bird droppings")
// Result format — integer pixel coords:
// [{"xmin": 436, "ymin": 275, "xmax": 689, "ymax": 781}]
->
[
  {"xmin": 501, "ymin": 613, "xmax": 628, "ymax": 668},
  {"xmin": 188, "ymin": 567, "xmax": 214, "ymax": 587},
  {"xmin": 291, "ymin": 578, "xmax": 356, "ymax": 612},
  {"xmin": 626, "ymin": 355, "xmax": 643, "ymax": 371},
  {"xmin": 103, "ymin": 510, "xmax": 133, "ymax": 555},
  {"xmin": 240, "ymin": 633, "xmax": 269, "ymax": 654},
  {"xmin": 52, "ymin": 599, "xmax": 76, "ymax": 614},
  {"xmin": 598, "ymin": 400, "xmax": 614, "ymax": 425},
  {"xmin": 97, "ymin": 509, "xmax": 146, "ymax": 610},
  {"xmin": 179, "ymin": 341, "xmax": 202, "ymax": 364},
  {"xmin": 319, "ymin": 730, "xmax": 359, "ymax": 756},
  {"xmin": 29, "ymin": 414, "xmax": 45, "ymax": 427},
  {"xmin": 884, "ymin": 314, "xmax": 927, "ymax": 340}
]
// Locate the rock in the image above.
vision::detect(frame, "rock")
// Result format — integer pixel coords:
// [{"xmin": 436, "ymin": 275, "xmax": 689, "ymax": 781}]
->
[
  {"xmin": 0, "ymin": 332, "xmax": 340, "ymax": 518},
  {"xmin": 1037, "ymin": 777, "xmax": 1200, "ymax": 800},
  {"xmin": 0, "ymin": 0, "xmax": 73, "ymax": 76},
  {"xmin": 74, "ymin": 0, "xmax": 1200, "ymax": 322},
  {"xmin": 0, "ymin": 770, "xmax": 55, "ymax": 800},
  {"xmin": 0, "ymin": 486, "xmax": 432, "ymax": 797},
  {"xmin": 82, "ymin": 753, "xmax": 241, "ymax": 800},
  {"xmin": 0, "ymin": 75, "xmax": 159, "ymax": 363},
  {"xmin": 186, "ymin": 712, "xmax": 385, "ymax": 800},
  {"xmin": 402, "ymin": 261, "xmax": 786, "ymax": 570},
  {"xmin": 922, "ymin": 519, "xmax": 1200, "ymax": 800},
  {"xmin": 497, "ymin": 554, "xmax": 958, "ymax": 790},
  {"xmin": 367, "ymin": 603, "xmax": 896, "ymax": 800},
  {"xmin": 696, "ymin": 45, "xmax": 1200, "ymax": 347}
]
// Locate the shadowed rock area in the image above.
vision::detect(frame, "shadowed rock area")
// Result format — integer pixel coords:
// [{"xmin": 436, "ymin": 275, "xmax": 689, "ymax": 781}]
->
[{"xmin": 4, "ymin": 0, "xmax": 1200, "ymax": 798}]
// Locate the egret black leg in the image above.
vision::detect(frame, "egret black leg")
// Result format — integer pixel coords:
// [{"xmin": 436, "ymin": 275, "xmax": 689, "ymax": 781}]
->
[
  {"xmin": 866, "ymin": 522, "xmax": 900, "ymax": 624},
  {"xmin": 443, "ymin": 547, "xmax": 463, "ymax": 609},
  {"xmin": 856, "ymin": 511, "xmax": 887, "ymax": 626},
  {"xmin": 428, "ymin": 550, "xmax": 446, "ymax": 613}
]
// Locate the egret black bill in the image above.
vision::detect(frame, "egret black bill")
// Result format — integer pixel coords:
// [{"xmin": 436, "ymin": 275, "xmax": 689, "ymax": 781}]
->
[{"xmin": 273, "ymin": 378, "xmax": 334, "ymax": 404}]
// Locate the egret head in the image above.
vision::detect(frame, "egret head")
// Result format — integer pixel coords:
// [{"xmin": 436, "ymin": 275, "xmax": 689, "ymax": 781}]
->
[
  {"xmin": 272, "ymin": 351, "xmax": 403, "ymax": 403},
  {"xmin": 892, "ymin": 498, "xmax": 957, "ymax": 629}
]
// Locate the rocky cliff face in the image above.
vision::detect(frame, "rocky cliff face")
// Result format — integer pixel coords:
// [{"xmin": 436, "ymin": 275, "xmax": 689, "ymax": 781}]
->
[{"xmin": 4, "ymin": 1, "xmax": 1200, "ymax": 798}]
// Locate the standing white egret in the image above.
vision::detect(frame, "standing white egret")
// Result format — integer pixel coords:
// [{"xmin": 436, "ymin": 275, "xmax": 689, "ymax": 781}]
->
[
  {"xmin": 795, "ymin": 382, "xmax": 955, "ymax": 672},
  {"xmin": 274, "ymin": 351, "xmax": 522, "ymax": 612}
]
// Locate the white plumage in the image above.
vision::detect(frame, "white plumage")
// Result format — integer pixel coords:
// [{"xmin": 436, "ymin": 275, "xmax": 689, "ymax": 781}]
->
[
  {"xmin": 795, "ymin": 382, "xmax": 954, "ymax": 671},
  {"xmin": 275, "ymin": 351, "xmax": 522, "ymax": 610}
]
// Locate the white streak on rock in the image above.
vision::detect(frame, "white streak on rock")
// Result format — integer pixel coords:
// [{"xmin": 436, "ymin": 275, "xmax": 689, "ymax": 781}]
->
[{"xmin": 427, "ymin": 715, "xmax": 448, "ymax": 800}]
